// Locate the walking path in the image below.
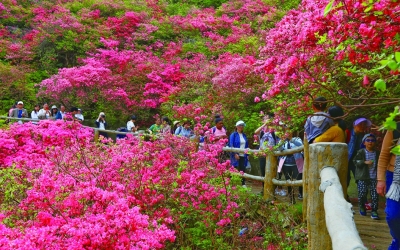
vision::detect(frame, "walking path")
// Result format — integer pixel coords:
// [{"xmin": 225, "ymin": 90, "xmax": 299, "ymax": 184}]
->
[{"xmin": 246, "ymin": 180, "xmax": 392, "ymax": 250}]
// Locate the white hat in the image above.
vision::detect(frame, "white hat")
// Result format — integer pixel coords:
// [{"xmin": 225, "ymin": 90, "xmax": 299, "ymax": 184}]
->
[
  {"xmin": 235, "ymin": 120, "xmax": 246, "ymax": 127},
  {"xmin": 173, "ymin": 120, "xmax": 180, "ymax": 126},
  {"xmin": 51, "ymin": 105, "xmax": 57, "ymax": 109},
  {"xmin": 99, "ymin": 112, "xmax": 105, "ymax": 116},
  {"xmin": 17, "ymin": 101, "xmax": 23, "ymax": 105}
]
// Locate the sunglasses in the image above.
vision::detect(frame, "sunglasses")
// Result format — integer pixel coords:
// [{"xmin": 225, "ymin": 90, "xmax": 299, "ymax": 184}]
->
[{"xmin": 365, "ymin": 139, "xmax": 376, "ymax": 142}]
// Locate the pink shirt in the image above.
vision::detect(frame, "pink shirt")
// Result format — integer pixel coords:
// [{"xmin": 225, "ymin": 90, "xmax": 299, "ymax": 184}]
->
[{"xmin": 213, "ymin": 127, "xmax": 226, "ymax": 137}]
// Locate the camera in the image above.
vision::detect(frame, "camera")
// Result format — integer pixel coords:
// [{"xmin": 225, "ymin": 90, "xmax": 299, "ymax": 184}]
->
[{"xmin": 101, "ymin": 115, "xmax": 106, "ymax": 118}]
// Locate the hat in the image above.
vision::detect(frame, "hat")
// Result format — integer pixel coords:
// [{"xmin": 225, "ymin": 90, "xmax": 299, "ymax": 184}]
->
[
  {"xmin": 173, "ymin": 121, "xmax": 180, "ymax": 126},
  {"xmin": 362, "ymin": 133, "xmax": 376, "ymax": 143},
  {"xmin": 99, "ymin": 112, "xmax": 105, "ymax": 116},
  {"xmin": 353, "ymin": 118, "xmax": 372, "ymax": 127},
  {"xmin": 51, "ymin": 105, "xmax": 57, "ymax": 109},
  {"xmin": 17, "ymin": 101, "xmax": 23, "ymax": 105},
  {"xmin": 131, "ymin": 115, "xmax": 137, "ymax": 120},
  {"xmin": 78, "ymin": 108, "xmax": 82, "ymax": 111},
  {"xmin": 235, "ymin": 120, "xmax": 246, "ymax": 127}
]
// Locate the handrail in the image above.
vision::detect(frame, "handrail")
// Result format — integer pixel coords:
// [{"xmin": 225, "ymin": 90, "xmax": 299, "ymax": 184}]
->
[
  {"xmin": 320, "ymin": 167, "xmax": 366, "ymax": 250},
  {"xmin": 222, "ymin": 146, "xmax": 304, "ymax": 156}
]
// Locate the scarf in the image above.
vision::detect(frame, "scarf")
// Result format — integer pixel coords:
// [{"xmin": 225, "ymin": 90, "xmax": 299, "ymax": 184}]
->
[{"xmin": 386, "ymin": 153, "xmax": 400, "ymax": 201}]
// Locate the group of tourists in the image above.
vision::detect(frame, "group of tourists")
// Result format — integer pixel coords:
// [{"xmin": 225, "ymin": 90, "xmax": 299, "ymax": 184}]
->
[
  {"xmin": 302, "ymin": 97, "xmax": 400, "ymax": 250},
  {"xmin": 8, "ymin": 101, "xmax": 84, "ymax": 122},
  {"xmin": 6, "ymin": 99, "xmax": 400, "ymax": 249}
]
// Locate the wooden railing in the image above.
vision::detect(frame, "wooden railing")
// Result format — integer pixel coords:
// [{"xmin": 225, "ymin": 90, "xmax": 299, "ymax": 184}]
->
[
  {"xmin": 1, "ymin": 116, "xmax": 368, "ymax": 249},
  {"xmin": 223, "ymin": 142, "xmax": 367, "ymax": 250}
]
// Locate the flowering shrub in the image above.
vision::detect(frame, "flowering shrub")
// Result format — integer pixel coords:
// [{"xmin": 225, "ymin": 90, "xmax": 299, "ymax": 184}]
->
[{"xmin": 0, "ymin": 121, "xmax": 306, "ymax": 249}]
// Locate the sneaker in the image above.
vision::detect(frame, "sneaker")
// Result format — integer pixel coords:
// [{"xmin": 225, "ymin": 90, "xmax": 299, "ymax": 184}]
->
[
  {"xmin": 371, "ymin": 211, "xmax": 379, "ymax": 220},
  {"xmin": 242, "ymin": 185, "xmax": 247, "ymax": 188},
  {"xmin": 359, "ymin": 207, "xmax": 367, "ymax": 216},
  {"xmin": 298, "ymin": 194, "xmax": 303, "ymax": 200},
  {"xmin": 279, "ymin": 189, "xmax": 287, "ymax": 196}
]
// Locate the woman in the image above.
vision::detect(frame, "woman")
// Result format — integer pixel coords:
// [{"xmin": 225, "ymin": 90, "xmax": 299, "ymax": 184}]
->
[
  {"xmin": 95, "ymin": 112, "xmax": 108, "ymax": 138},
  {"xmin": 31, "ymin": 105, "xmax": 40, "ymax": 123},
  {"xmin": 314, "ymin": 106, "xmax": 346, "ymax": 143},
  {"xmin": 161, "ymin": 117, "xmax": 171, "ymax": 134},
  {"xmin": 210, "ymin": 115, "xmax": 227, "ymax": 142},
  {"xmin": 176, "ymin": 121, "xmax": 194, "ymax": 138},
  {"xmin": 377, "ymin": 125, "xmax": 400, "ymax": 250},
  {"xmin": 254, "ymin": 113, "xmax": 281, "ymax": 194},
  {"xmin": 50, "ymin": 105, "xmax": 58, "ymax": 119},
  {"xmin": 229, "ymin": 120, "xmax": 249, "ymax": 187},
  {"xmin": 278, "ymin": 130, "xmax": 304, "ymax": 204}
]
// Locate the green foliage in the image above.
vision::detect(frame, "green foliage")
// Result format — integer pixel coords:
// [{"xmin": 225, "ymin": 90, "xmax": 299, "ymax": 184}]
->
[
  {"xmin": 165, "ymin": 0, "xmax": 230, "ymax": 8},
  {"xmin": 164, "ymin": 2, "xmax": 195, "ymax": 16}
]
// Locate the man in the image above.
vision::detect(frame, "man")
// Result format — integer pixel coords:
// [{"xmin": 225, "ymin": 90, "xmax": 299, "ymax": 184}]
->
[
  {"xmin": 55, "ymin": 105, "xmax": 67, "ymax": 120},
  {"xmin": 11, "ymin": 101, "xmax": 28, "ymax": 123},
  {"xmin": 75, "ymin": 108, "xmax": 84, "ymax": 122},
  {"xmin": 38, "ymin": 103, "xmax": 51, "ymax": 119}
]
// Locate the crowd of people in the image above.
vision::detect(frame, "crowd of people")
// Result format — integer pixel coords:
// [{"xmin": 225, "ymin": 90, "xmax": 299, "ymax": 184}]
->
[{"xmin": 6, "ymin": 98, "xmax": 400, "ymax": 249}]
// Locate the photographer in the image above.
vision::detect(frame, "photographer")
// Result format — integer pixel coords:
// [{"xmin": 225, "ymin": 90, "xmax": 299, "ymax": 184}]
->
[{"xmin": 95, "ymin": 112, "xmax": 108, "ymax": 138}]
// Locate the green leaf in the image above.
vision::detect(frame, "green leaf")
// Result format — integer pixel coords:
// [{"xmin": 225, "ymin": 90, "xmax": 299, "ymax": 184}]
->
[
  {"xmin": 364, "ymin": 5, "xmax": 373, "ymax": 12},
  {"xmin": 388, "ymin": 60, "xmax": 398, "ymax": 70},
  {"xmin": 383, "ymin": 120, "xmax": 397, "ymax": 130},
  {"xmin": 374, "ymin": 79, "xmax": 386, "ymax": 92},
  {"xmin": 390, "ymin": 145, "xmax": 400, "ymax": 155},
  {"xmin": 379, "ymin": 59, "xmax": 389, "ymax": 66},
  {"xmin": 395, "ymin": 52, "xmax": 400, "ymax": 63},
  {"xmin": 324, "ymin": 0, "xmax": 334, "ymax": 16}
]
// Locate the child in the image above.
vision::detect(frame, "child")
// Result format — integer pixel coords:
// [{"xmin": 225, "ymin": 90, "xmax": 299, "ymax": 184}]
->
[
  {"xmin": 304, "ymin": 96, "xmax": 334, "ymax": 143},
  {"xmin": 353, "ymin": 133, "xmax": 380, "ymax": 219}
]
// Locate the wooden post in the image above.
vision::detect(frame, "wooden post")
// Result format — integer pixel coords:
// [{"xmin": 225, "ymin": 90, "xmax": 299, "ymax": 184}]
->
[
  {"xmin": 302, "ymin": 138, "xmax": 309, "ymax": 221},
  {"xmin": 263, "ymin": 153, "xmax": 277, "ymax": 200},
  {"xmin": 320, "ymin": 167, "xmax": 366, "ymax": 250},
  {"xmin": 94, "ymin": 129, "xmax": 99, "ymax": 142},
  {"xmin": 307, "ymin": 143, "xmax": 347, "ymax": 250}
]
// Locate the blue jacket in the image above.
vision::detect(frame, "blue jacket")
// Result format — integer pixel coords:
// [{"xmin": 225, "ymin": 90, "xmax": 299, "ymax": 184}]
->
[
  {"xmin": 229, "ymin": 132, "xmax": 249, "ymax": 167},
  {"xmin": 347, "ymin": 129, "xmax": 365, "ymax": 160}
]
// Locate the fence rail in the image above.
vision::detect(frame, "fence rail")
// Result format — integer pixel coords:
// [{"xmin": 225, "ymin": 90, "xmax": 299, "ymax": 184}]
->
[{"xmin": 1, "ymin": 116, "xmax": 365, "ymax": 249}]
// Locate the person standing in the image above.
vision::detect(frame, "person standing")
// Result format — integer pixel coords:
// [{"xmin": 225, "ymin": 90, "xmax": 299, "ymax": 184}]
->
[
  {"xmin": 75, "ymin": 108, "xmax": 84, "ymax": 122},
  {"xmin": 95, "ymin": 112, "xmax": 108, "ymax": 138},
  {"xmin": 127, "ymin": 115, "xmax": 139, "ymax": 132},
  {"xmin": 278, "ymin": 131, "xmax": 304, "ymax": 203},
  {"xmin": 347, "ymin": 117, "xmax": 372, "ymax": 188},
  {"xmin": 149, "ymin": 117, "xmax": 162, "ymax": 135},
  {"xmin": 11, "ymin": 101, "xmax": 28, "ymax": 123},
  {"xmin": 176, "ymin": 121, "xmax": 194, "ymax": 138},
  {"xmin": 229, "ymin": 120, "xmax": 249, "ymax": 187},
  {"xmin": 50, "ymin": 105, "xmax": 58, "ymax": 119},
  {"xmin": 38, "ymin": 103, "xmax": 51, "ymax": 120},
  {"xmin": 377, "ymin": 125, "xmax": 400, "ymax": 249},
  {"xmin": 161, "ymin": 117, "xmax": 171, "ymax": 134},
  {"xmin": 31, "ymin": 105, "xmax": 40, "ymax": 124},
  {"xmin": 353, "ymin": 133, "xmax": 380, "ymax": 219},
  {"xmin": 55, "ymin": 105, "xmax": 67, "ymax": 120}
]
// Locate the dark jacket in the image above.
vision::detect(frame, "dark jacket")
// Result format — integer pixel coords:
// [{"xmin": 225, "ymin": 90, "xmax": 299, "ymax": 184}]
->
[{"xmin": 353, "ymin": 148, "xmax": 380, "ymax": 181}]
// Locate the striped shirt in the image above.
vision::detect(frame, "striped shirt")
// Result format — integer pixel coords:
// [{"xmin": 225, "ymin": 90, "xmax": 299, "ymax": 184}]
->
[{"xmin": 364, "ymin": 149, "xmax": 377, "ymax": 179}]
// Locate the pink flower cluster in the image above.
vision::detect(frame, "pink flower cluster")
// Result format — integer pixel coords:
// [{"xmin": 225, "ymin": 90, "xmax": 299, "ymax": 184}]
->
[{"xmin": 0, "ymin": 121, "xmax": 239, "ymax": 248}]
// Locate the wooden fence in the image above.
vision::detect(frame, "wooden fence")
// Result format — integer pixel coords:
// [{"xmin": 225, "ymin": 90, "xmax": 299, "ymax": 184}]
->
[
  {"xmin": 1, "ymin": 116, "xmax": 367, "ymax": 249},
  {"xmin": 223, "ymin": 142, "xmax": 367, "ymax": 250}
]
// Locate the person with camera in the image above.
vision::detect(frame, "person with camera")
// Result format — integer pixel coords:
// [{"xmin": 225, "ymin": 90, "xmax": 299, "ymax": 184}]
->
[
  {"xmin": 95, "ymin": 112, "xmax": 108, "ymax": 138},
  {"xmin": 38, "ymin": 103, "xmax": 52, "ymax": 119}
]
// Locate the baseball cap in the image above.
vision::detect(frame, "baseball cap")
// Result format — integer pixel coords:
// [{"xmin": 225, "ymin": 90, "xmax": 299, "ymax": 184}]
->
[
  {"xmin": 131, "ymin": 115, "xmax": 137, "ymax": 120},
  {"xmin": 235, "ymin": 120, "xmax": 246, "ymax": 126},
  {"xmin": 353, "ymin": 118, "xmax": 372, "ymax": 127},
  {"xmin": 51, "ymin": 105, "xmax": 57, "ymax": 109},
  {"xmin": 17, "ymin": 101, "xmax": 23, "ymax": 105},
  {"xmin": 362, "ymin": 133, "xmax": 376, "ymax": 143}
]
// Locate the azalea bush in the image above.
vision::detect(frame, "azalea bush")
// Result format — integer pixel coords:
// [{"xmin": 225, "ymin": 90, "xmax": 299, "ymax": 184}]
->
[{"xmin": 0, "ymin": 121, "xmax": 306, "ymax": 249}]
